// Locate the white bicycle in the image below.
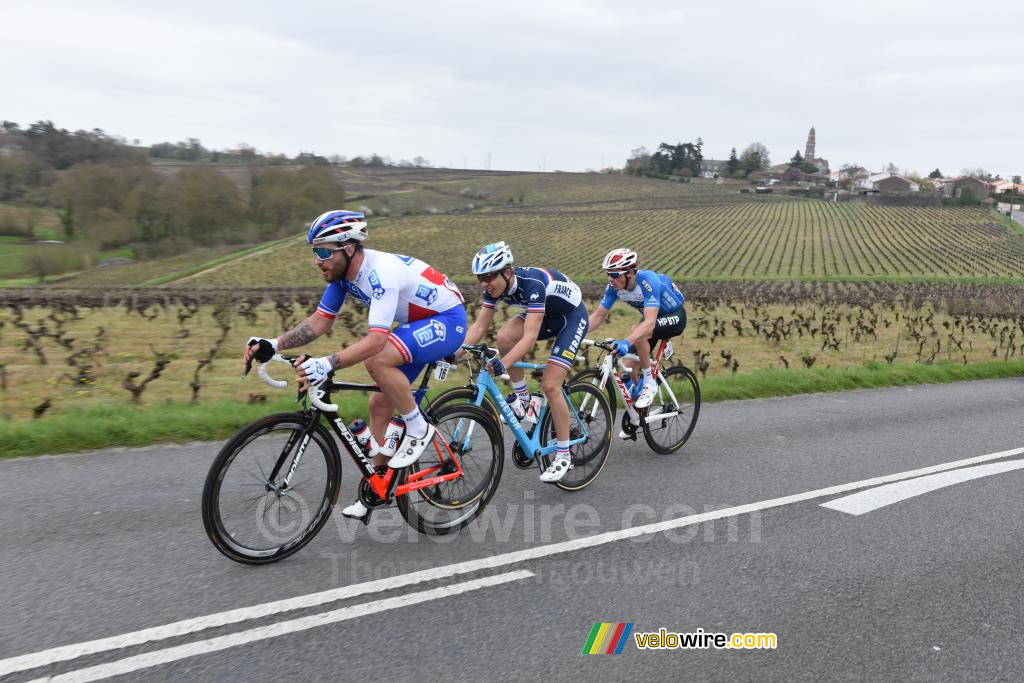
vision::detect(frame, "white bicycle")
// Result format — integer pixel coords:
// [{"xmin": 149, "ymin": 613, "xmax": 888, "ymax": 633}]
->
[{"xmin": 572, "ymin": 338, "xmax": 700, "ymax": 454}]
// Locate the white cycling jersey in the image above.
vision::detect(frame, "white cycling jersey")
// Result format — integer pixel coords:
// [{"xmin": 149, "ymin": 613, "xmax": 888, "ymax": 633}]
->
[{"xmin": 315, "ymin": 249, "xmax": 464, "ymax": 332}]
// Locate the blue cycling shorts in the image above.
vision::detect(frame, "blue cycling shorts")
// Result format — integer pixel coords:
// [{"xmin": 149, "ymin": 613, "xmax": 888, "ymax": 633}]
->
[
  {"xmin": 521, "ymin": 303, "xmax": 589, "ymax": 372},
  {"xmin": 384, "ymin": 306, "xmax": 468, "ymax": 382}
]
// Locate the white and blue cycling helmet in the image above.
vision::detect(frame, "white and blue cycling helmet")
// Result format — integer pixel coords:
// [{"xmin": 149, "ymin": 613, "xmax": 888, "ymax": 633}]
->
[
  {"xmin": 307, "ymin": 210, "xmax": 368, "ymax": 246},
  {"xmin": 471, "ymin": 241, "xmax": 514, "ymax": 275}
]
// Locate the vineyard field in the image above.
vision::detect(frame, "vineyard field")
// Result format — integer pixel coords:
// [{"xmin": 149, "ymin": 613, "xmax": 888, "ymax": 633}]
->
[
  {"xmin": 3, "ymin": 282, "xmax": 1024, "ymax": 421},
  {"xmin": 181, "ymin": 201, "xmax": 1024, "ymax": 287}
]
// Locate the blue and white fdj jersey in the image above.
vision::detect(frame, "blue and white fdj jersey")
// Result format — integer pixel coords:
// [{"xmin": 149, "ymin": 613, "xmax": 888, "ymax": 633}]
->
[
  {"xmin": 315, "ymin": 249, "xmax": 464, "ymax": 332},
  {"xmin": 600, "ymin": 269, "xmax": 684, "ymax": 315},
  {"xmin": 482, "ymin": 266, "xmax": 582, "ymax": 323}
]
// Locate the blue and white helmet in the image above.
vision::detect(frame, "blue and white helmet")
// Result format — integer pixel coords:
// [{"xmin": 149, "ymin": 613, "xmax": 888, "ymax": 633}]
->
[
  {"xmin": 307, "ymin": 210, "xmax": 368, "ymax": 246},
  {"xmin": 472, "ymin": 241, "xmax": 514, "ymax": 275}
]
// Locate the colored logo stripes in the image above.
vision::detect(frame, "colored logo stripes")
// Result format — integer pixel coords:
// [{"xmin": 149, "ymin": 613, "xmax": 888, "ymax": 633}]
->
[{"xmin": 582, "ymin": 622, "xmax": 634, "ymax": 654}]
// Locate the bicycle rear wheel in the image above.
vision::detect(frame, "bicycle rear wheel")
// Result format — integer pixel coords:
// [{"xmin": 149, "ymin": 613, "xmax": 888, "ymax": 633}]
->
[
  {"xmin": 537, "ymin": 381, "xmax": 612, "ymax": 492},
  {"xmin": 202, "ymin": 412, "xmax": 341, "ymax": 565},
  {"xmin": 398, "ymin": 403, "xmax": 504, "ymax": 535},
  {"xmin": 641, "ymin": 365, "xmax": 701, "ymax": 454},
  {"xmin": 570, "ymin": 367, "xmax": 619, "ymax": 421}
]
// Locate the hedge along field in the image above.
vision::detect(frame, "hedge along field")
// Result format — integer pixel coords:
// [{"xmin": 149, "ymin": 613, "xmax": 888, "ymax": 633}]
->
[
  {"xmin": 180, "ymin": 200, "xmax": 1024, "ymax": 288},
  {"xmin": 4, "ymin": 282, "xmax": 1024, "ymax": 421}
]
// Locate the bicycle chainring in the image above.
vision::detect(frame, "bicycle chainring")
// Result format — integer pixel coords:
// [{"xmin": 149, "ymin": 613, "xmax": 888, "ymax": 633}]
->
[
  {"xmin": 620, "ymin": 412, "xmax": 639, "ymax": 439},
  {"xmin": 357, "ymin": 467, "xmax": 392, "ymax": 509},
  {"xmin": 511, "ymin": 442, "xmax": 533, "ymax": 470}
]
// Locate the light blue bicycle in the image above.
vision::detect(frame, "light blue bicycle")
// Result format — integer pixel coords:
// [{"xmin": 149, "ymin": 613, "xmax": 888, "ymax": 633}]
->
[{"xmin": 428, "ymin": 344, "xmax": 613, "ymax": 491}]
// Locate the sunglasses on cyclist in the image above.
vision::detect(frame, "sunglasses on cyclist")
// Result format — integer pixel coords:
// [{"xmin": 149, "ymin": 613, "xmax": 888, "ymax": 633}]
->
[
  {"xmin": 606, "ymin": 270, "xmax": 628, "ymax": 280},
  {"xmin": 312, "ymin": 246, "xmax": 346, "ymax": 261},
  {"xmin": 477, "ymin": 272, "xmax": 502, "ymax": 283}
]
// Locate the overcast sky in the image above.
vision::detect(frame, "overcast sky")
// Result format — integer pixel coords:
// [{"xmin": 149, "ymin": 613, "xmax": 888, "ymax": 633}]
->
[{"xmin": 2, "ymin": 0, "xmax": 1022, "ymax": 177}]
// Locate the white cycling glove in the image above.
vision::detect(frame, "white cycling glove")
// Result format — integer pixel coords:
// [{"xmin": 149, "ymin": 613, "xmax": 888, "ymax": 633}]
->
[{"xmin": 299, "ymin": 355, "xmax": 336, "ymax": 385}]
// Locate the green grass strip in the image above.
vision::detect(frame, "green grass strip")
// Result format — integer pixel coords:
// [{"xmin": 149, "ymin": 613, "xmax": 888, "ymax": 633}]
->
[
  {"xmin": 4, "ymin": 359, "xmax": 1024, "ymax": 458},
  {"xmin": 693, "ymin": 358, "xmax": 1024, "ymax": 402}
]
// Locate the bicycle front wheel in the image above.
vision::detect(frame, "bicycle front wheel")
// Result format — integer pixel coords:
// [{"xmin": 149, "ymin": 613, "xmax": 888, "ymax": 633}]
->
[
  {"xmin": 570, "ymin": 367, "xmax": 618, "ymax": 421},
  {"xmin": 537, "ymin": 381, "xmax": 612, "ymax": 492},
  {"xmin": 398, "ymin": 403, "xmax": 504, "ymax": 535},
  {"xmin": 641, "ymin": 365, "xmax": 701, "ymax": 454},
  {"xmin": 202, "ymin": 412, "xmax": 341, "ymax": 565},
  {"xmin": 424, "ymin": 385, "xmax": 502, "ymax": 428}
]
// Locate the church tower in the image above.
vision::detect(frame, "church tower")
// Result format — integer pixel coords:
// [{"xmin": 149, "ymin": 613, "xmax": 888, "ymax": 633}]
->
[{"xmin": 805, "ymin": 126, "xmax": 816, "ymax": 161}]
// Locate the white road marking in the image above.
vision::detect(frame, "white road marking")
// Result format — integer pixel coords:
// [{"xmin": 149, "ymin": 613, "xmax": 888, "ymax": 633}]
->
[
  {"xmin": 25, "ymin": 570, "xmax": 534, "ymax": 683},
  {"xmin": 821, "ymin": 459, "xmax": 1024, "ymax": 515},
  {"xmin": 4, "ymin": 445, "xmax": 1023, "ymax": 678}
]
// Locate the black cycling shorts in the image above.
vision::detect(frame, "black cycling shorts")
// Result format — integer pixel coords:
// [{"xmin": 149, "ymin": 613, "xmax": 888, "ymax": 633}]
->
[{"xmin": 630, "ymin": 307, "xmax": 687, "ymax": 353}]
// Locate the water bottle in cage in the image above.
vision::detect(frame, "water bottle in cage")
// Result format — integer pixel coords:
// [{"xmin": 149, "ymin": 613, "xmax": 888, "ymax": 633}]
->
[
  {"xmin": 505, "ymin": 393, "xmax": 526, "ymax": 420},
  {"xmin": 350, "ymin": 419, "xmax": 381, "ymax": 456},
  {"xmin": 379, "ymin": 417, "xmax": 406, "ymax": 457},
  {"xmin": 523, "ymin": 392, "xmax": 545, "ymax": 427}
]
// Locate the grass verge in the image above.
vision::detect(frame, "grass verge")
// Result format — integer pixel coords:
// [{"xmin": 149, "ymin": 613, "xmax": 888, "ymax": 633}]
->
[{"xmin": 3, "ymin": 359, "xmax": 1023, "ymax": 459}]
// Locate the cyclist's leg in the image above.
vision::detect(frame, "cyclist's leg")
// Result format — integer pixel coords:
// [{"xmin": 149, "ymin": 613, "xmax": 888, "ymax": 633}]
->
[
  {"xmin": 496, "ymin": 314, "xmax": 526, "ymax": 384},
  {"xmin": 380, "ymin": 307, "xmax": 468, "ymax": 468},
  {"xmin": 539, "ymin": 307, "xmax": 588, "ymax": 482}
]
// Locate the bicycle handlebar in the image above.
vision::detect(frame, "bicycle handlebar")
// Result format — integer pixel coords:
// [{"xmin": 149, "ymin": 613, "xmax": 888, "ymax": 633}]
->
[
  {"xmin": 581, "ymin": 338, "xmax": 617, "ymax": 352},
  {"xmin": 255, "ymin": 354, "xmax": 339, "ymax": 413},
  {"xmin": 459, "ymin": 344, "xmax": 510, "ymax": 380}
]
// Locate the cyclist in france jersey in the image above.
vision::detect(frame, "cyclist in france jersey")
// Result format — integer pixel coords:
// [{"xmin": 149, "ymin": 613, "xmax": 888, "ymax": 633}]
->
[
  {"xmin": 243, "ymin": 210, "xmax": 467, "ymax": 520},
  {"xmin": 459, "ymin": 241, "xmax": 588, "ymax": 483},
  {"xmin": 587, "ymin": 248, "xmax": 686, "ymax": 409}
]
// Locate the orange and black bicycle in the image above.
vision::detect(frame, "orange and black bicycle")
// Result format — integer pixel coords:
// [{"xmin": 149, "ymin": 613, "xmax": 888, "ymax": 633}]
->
[{"xmin": 201, "ymin": 354, "xmax": 503, "ymax": 565}]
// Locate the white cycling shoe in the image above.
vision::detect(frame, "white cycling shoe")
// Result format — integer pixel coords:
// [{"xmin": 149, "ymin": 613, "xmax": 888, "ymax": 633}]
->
[
  {"xmin": 539, "ymin": 455, "xmax": 573, "ymax": 483},
  {"xmin": 388, "ymin": 424, "xmax": 436, "ymax": 469},
  {"xmin": 633, "ymin": 381, "xmax": 658, "ymax": 409},
  {"xmin": 341, "ymin": 499, "xmax": 369, "ymax": 520}
]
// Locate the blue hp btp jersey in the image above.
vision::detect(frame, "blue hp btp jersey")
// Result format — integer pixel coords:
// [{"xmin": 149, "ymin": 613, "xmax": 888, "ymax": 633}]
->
[
  {"xmin": 600, "ymin": 269, "xmax": 684, "ymax": 314},
  {"xmin": 483, "ymin": 266, "xmax": 583, "ymax": 322}
]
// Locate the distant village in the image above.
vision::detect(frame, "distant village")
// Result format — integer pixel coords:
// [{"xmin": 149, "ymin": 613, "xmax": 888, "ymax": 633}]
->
[{"xmin": 698, "ymin": 126, "xmax": 1019, "ymax": 205}]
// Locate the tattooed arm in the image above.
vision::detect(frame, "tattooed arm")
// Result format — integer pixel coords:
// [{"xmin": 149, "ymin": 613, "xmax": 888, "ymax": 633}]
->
[{"xmin": 277, "ymin": 314, "xmax": 332, "ymax": 351}]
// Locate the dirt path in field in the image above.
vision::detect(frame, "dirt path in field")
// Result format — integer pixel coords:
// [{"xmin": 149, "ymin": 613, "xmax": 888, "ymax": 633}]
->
[{"xmin": 172, "ymin": 241, "xmax": 295, "ymax": 285}]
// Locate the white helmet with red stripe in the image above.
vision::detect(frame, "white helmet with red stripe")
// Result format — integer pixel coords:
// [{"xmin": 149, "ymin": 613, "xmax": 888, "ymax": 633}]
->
[{"xmin": 601, "ymin": 248, "xmax": 638, "ymax": 271}]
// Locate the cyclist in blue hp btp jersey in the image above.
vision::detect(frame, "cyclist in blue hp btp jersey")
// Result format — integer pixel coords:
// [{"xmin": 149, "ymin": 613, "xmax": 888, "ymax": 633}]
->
[
  {"xmin": 587, "ymin": 248, "xmax": 686, "ymax": 410},
  {"xmin": 458, "ymin": 242, "xmax": 589, "ymax": 483}
]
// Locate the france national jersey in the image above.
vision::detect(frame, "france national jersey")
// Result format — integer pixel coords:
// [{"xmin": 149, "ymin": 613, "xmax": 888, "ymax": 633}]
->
[
  {"xmin": 315, "ymin": 249, "xmax": 464, "ymax": 332},
  {"xmin": 600, "ymin": 269, "xmax": 684, "ymax": 315},
  {"xmin": 482, "ymin": 266, "xmax": 582, "ymax": 322}
]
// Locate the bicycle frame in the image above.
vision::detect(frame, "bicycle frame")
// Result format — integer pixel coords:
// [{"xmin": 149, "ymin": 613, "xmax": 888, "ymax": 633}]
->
[
  {"xmin": 260, "ymin": 356, "xmax": 466, "ymax": 506},
  {"xmin": 456, "ymin": 352, "xmax": 590, "ymax": 460},
  {"xmin": 588, "ymin": 339, "xmax": 684, "ymax": 425}
]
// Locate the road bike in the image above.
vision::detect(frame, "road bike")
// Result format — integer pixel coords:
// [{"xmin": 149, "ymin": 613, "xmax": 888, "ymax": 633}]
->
[
  {"xmin": 429, "ymin": 344, "xmax": 613, "ymax": 491},
  {"xmin": 202, "ymin": 355, "xmax": 503, "ymax": 565},
  {"xmin": 572, "ymin": 338, "xmax": 700, "ymax": 454}
]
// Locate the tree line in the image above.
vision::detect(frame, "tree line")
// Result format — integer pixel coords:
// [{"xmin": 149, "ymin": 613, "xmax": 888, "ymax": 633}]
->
[{"xmin": 624, "ymin": 140, "xmax": 771, "ymax": 179}]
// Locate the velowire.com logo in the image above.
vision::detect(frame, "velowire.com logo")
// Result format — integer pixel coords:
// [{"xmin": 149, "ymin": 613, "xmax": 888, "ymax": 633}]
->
[{"xmin": 581, "ymin": 623, "xmax": 634, "ymax": 655}]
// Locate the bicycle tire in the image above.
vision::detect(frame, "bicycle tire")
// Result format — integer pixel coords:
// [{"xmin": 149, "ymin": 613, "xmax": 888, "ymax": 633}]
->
[
  {"xmin": 424, "ymin": 385, "xmax": 502, "ymax": 428},
  {"xmin": 398, "ymin": 403, "xmax": 504, "ymax": 535},
  {"xmin": 537, "ymin": 381, "xmax": 612, "ymax": 492},
  {"xmin": 202, "ymin": 412, "xmax": 341, "ymax": 565},
  {"xmin": 570, "ymin": 367, "xmax": 619, "ymax": 421},
  {"xmin": 641, "ymin": 365, "xmax": 701, "ymax": 454}
]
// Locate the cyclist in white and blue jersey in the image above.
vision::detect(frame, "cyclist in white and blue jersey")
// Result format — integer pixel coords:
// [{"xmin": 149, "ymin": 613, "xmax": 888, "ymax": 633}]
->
[
  {"xmin": 459, "ymin": 242, "xmax": 589, "ymax": 483},
  {"xmin": 243, "ymin": 210, "xmax": 467, "ymax": 520},
  {"xmin": 588, "ymin": 248, "xmax": 686, "ymax": 409}
]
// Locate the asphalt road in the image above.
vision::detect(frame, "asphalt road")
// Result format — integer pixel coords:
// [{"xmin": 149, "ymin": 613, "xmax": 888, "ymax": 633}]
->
[{"xmin": 3, "ymin": 377, "xmax": 1024, "ymax": 681}]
